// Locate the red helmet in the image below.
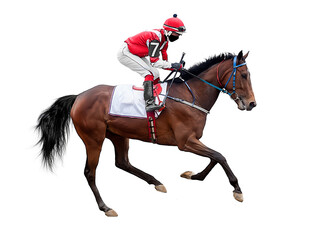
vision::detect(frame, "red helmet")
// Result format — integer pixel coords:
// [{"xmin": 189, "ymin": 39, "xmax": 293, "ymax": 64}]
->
[{"xmin": 163, "ymin": 14, "xmax": 186, "ymax": 35}]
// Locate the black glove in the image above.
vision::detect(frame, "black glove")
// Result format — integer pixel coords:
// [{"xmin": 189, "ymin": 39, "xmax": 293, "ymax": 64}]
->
[{"xmin": 171, "ymin": 62, "xmax": 183, "ymax": 71}]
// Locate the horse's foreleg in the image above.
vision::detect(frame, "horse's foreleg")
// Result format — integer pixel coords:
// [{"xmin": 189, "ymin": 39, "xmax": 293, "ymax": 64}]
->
[
  {"xmin": 179, "ymin": 136, "xmax": 243, "ymax": 202},
  {"xmin": 181, "ymin": 159, "xmax": 217, "ymax": 181},
  {"xmin": 84, "ymin": 143, "xmax": 118, "ymax": 216},
  {"xmin": 107, "ymin": 132, "xmax": 167, "ymax": 193}
]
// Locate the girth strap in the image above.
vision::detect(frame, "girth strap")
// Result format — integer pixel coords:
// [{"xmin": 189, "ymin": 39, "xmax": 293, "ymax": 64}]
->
[{"xmin": 146, "ymin": 111, "xmax": 157, "ymax": 143}]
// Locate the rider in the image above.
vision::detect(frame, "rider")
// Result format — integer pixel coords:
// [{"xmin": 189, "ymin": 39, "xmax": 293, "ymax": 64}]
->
[{"xmin": 117, "ymin": 14, "xmax": 186, "ymax": 112}]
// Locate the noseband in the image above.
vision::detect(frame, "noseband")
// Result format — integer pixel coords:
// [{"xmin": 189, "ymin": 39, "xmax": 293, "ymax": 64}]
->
[{"xmin": 182, "ymin": 55, "xmax": 246, "ymax": 97}]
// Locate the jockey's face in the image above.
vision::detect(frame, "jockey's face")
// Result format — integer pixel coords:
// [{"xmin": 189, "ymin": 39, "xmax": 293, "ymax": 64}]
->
[
  {"xmin": 169, "ymin": 32, "xmax": 180, "ymax": 42},
  {"xmin": 171, "ymin": 32, "xmax": 180, "ymax": 37}
]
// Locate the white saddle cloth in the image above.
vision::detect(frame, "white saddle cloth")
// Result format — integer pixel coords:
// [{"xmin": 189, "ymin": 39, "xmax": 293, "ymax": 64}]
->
[{"xmin": 109, "ymin": 83, "xmax": 167, "ymax": 118}]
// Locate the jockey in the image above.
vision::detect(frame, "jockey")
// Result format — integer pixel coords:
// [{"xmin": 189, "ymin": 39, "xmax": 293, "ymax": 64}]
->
[{"xmin": 117, "ymin": 14, "xmax": 186, "ymax": 112}]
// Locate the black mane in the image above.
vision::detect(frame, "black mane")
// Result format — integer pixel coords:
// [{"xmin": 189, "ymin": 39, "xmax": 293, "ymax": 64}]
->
[{"xmin": 180, "ymin": 53, "xmax": 234, "ymax": 81}]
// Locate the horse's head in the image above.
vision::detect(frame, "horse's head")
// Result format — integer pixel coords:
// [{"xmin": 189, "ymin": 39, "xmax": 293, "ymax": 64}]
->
[{"xmin": 221, "ymin": 51, "xmax": 256, "ymax": 111}]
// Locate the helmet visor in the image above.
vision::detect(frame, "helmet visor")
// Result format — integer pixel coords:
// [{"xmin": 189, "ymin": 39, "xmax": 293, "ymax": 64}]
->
[{"xmin": 164, "ymin": 24, "xmax": 186, "ymax": 35}]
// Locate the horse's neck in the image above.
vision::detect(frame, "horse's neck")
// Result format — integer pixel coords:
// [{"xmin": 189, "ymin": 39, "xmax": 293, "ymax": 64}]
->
[{"xmin": 188, "ymin": 67, "xmax": 221, "ymax": 111}]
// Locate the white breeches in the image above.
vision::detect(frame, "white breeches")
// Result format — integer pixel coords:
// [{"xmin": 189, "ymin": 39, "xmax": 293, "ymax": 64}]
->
[{"xmin": 117, "ymin": 43, "xmax": 160, "ymax": 80}]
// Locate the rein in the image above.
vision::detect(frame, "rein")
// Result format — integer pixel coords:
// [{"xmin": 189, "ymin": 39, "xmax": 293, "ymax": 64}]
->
[{"xmin": 161, "ymin": 52, "xmax": 186, "ymax": 106}]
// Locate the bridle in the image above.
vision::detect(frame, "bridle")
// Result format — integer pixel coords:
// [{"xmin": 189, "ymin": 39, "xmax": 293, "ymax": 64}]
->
[
  {"xmin": 161, "ymin": 54, "xmax": 248, "ymax": 115},
  {"xmin": 217, "ymin": 56, "xmax": 247, "ymax": 97},
  {"xmin": 182, "ymin": 55, "xmax": 247, "ymax": 97}
]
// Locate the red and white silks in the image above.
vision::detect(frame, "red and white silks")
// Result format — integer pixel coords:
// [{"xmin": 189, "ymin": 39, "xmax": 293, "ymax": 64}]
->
[{"xmin": 117, "ymin": 29, "xmax": 172, "ymax": 82}]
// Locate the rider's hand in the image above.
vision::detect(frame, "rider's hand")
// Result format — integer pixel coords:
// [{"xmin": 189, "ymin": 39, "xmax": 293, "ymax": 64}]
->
[{"xmin": 171, "ymin": 62, "xmax": 183, "ymax": 71}]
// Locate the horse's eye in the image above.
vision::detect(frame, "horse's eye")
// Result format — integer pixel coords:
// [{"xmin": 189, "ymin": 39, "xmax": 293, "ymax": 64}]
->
[{"xmin": 241, "ymin": 73, "xmax": 247, "ymax": 79}]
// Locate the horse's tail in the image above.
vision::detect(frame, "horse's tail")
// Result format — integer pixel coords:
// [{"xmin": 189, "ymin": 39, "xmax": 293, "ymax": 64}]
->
[{"xmin": 36, "ymin": 95, "xmax": 77, "ymax": 170}]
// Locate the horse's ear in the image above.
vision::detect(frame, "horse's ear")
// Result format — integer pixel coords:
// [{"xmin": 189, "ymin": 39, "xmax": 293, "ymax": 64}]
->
[
  {"xmin": 237, "ymin": 50, "xmax": 243, "ymax": 60},
  {"xmin": 243, "ymin": 51, "xmax": 249, "ymax": 59}
]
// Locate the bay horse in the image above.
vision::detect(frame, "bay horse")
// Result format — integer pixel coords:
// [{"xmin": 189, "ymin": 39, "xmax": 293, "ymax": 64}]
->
[{"xmin": 36, "ymin": 50, "xmax": 256, "ymax": 217}]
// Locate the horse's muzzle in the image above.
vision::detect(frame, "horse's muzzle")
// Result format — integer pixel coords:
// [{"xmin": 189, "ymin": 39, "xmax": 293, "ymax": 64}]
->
[
  {"xmin": 236, "ymin": 97, "xmax": 257, "ymax": 111},
  {"xmin": 248, "ymin": 101, "xmax": 257, "ymax": 111}
]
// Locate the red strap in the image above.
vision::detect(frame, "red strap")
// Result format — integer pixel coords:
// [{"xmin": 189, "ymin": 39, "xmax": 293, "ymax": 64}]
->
[
  {"xmin": 153, "ymin": 77, "xmax": 160, "ymax": 85},
  {"xmin": 217, "ymin": 60, "xmax": 225, "ymax": 87},
  {"xmin": 153, "ymin": 83, "xmax": 162, "ymax": 97},
  {"xmin": 132, "ymin": 86, "xmax": 144, "ymax": 91}
]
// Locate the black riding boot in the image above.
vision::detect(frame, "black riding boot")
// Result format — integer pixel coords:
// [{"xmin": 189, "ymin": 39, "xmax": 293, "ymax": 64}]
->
[{"xmin": 143, "ymin": 81, "xmax": 161, "ymax": 112}]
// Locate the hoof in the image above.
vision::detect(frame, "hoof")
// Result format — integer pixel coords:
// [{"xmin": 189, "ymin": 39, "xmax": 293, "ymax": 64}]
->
[
  {"xmin": 155, "ymin": 185, "xmax": 167, "ymax": 193},
  {"xmin": 233, "ymin": 192, "xmax": 244, "ymax": 202},
  {"xmin": 105, "ymin": 209, "xmax": 118, "ymax": 217},
  {"xmin": 180, "ymin": 171, "xmax": 194, "ymax": 179}
]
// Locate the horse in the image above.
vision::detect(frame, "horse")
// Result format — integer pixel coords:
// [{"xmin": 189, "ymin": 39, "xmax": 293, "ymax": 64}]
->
[{"xmin": 36, "ymin": 50, "xmax": 256, "ymax": 217}]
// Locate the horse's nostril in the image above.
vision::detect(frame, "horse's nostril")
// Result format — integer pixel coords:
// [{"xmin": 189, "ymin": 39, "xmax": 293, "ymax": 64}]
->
[{"xmin": 249, "ymin": 102, "xmax": 257, "ymax": 109}]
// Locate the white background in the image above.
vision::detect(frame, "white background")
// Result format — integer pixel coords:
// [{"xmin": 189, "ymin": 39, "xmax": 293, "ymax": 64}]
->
[{"xmin": 1, "ymin": 0, "xmax": 316, "ymax": 239}]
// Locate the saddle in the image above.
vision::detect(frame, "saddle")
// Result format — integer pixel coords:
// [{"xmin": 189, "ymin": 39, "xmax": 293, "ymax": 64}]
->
[{"xmin": 109, "ymin": 83, "xmax": 168, "ymax": 143}]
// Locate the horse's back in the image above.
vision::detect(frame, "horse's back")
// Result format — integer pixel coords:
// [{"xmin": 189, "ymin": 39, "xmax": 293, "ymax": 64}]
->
[{"xmin": 71, "ymin": 85, "xmax": 115, "ymax": 126}]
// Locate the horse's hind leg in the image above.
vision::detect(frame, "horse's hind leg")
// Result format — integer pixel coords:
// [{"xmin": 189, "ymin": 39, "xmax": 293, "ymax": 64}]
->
[
  {"xmin": 74, "ymin": 120, "xmax": 118, "ymax": 216},
  {"xmin": 106, "ymin": 131, "xmax": 166, "ymax": 193},
  {"xmin": 84, "ymin": 141, "xmax": 118, "ymax": 217}
]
